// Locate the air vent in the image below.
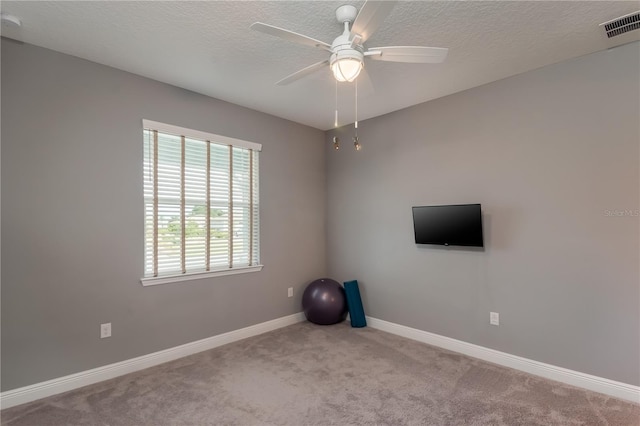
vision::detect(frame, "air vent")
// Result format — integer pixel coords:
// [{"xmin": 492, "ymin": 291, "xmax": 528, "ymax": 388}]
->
[{"xmin": 601, "ymin": 11, "xmax": 640, "ymax": 38}]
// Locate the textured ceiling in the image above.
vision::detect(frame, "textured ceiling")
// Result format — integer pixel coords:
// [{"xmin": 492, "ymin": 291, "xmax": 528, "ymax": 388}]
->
[{"xmin": 1, "ymin": 1, "xmax": 638, "ymax": 130}]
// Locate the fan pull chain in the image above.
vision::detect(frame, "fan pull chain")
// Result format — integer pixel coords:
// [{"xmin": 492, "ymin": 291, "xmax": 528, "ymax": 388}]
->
[
  {"xmin": 355, "ymin": 78, "xmax": 358, "ymax": 131},
  {"xmin": 354, "ymin": 78, "xmax": 361, "ymax": 151},
  {"xmin": 334, "ymin": 79, "xmax": 338, "ymax": 128}
]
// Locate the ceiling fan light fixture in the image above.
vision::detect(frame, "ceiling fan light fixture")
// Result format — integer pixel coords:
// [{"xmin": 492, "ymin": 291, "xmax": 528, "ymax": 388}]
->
[
  {"xmin": 331, "ymin": 57, "xmax": 363, "ymax": 82},
  {"xmin": 330, "ymin": 47, "xmax": 364, "ymax": 82}
]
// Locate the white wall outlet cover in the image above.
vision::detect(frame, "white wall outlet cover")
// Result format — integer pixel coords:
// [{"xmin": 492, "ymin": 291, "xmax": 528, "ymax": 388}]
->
[
  {"xmin": 100, "ymin": 323, "xmax": 112, "ymax": 338},
  {"xmin": 287, "ymin": 287, "xmax": 293, "ymax": 298},
  {"xmin": 490, "ymin": 312, "xmax": 500, "ymax": 326}
]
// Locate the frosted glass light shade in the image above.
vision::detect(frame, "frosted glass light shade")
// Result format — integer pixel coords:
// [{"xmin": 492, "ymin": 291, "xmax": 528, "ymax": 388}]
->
[{"xmin": 331, "ymin": 58, "xmax": 363, "ymax": 82}]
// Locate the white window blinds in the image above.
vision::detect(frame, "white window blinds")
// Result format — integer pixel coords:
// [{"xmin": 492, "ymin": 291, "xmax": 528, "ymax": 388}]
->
[{"xmin": 142, "ymin": 120, "xmax": 261, "ymax": 281}]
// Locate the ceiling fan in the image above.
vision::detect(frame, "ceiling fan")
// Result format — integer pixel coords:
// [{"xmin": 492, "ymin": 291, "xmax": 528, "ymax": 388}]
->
[{"xmin": 250, "ymin": 1, "xmax": 449, "ymax": 86}]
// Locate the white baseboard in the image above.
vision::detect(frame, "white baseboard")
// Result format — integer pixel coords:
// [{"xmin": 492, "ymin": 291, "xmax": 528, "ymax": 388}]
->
[
  {"xmin": 366, "ymin": 316, "xmax": 640, "ymax": 404},
  {"xmin": 3, "ymin": 313, "xmax": 637, "ymax": 409},
  {"xmin": 0, "ymin": 312, "xmax": 306, "ymax": 410}
]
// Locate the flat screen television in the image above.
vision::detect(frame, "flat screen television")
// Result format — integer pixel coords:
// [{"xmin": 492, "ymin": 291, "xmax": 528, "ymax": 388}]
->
[{"xmin": 412, "ymin": 204, "xmax": 484, "ymax": 247}]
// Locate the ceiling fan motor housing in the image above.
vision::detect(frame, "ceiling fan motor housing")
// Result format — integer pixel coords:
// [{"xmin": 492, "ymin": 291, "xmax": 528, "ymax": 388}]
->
[{"xmin": 331, "ymin": 33, "xmax": 364, "ymax": 59}]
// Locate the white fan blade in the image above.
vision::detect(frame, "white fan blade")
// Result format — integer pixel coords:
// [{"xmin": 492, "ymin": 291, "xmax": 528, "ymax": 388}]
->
[
  {"xmin": 350, "ymin": 1, "xmax": 397, "ymax": 43},
  {"xmin": 366, "ymin": 46, "xmax": 449, "ymax": 63},
  {"xmin": 276, "ymin": 60, "xmax": 329, "ymax": 85},
  {"xmin": 251, "ymin": 22, "xmax": 331, "ymax": 51}
]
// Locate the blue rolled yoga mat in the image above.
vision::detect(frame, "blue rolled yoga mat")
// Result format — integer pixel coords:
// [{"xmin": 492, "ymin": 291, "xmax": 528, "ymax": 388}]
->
[{"xmin": 343, "ymin": 280, "xmax": 366, "ymax": 328}]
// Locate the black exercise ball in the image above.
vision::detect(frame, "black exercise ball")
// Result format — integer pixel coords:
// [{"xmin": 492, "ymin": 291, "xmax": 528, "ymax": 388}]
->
[{"xmin": 302, "ymin": 278, "xmax": 348, "ymax": 325}]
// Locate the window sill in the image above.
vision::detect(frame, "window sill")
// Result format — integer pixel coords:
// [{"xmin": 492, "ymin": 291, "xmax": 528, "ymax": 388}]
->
[{"xmin": 140, "ymin": 265, "xmax": 263, "ymax": 287}]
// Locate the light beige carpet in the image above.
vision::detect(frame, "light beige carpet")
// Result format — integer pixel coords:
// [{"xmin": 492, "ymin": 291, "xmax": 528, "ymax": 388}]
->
[{"xmin": 2, "ymin": 321, "xmax": 639, "ymax": 425}]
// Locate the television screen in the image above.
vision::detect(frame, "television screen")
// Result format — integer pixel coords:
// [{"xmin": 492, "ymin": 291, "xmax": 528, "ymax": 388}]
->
[{"xmin": 412, "ymin": 204, "xmax": 484, "ymax": 247}]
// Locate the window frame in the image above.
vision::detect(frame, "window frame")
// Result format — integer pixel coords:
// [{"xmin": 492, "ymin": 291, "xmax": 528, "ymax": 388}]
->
[{"xmin": 140, "ymin": 120, "xmax": 262, "ymax": 287}]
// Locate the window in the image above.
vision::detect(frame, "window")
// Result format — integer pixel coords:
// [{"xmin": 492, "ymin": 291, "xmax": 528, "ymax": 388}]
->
[{"xmin": 141, "ymin": 120, "xmax": 261, "ymax": 285}]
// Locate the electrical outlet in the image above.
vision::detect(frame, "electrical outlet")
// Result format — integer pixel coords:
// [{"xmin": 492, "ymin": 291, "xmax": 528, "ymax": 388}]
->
[
  {"xmin": 100, "ymin": 323, "xmax": 112, "ymax": 338},
  {"xmin": 287, "ymin": 287, "xmax": 293, "ymax": 298},
  {"xmin": 490, "ymin": 312, "xmax": 500, "ymax": 326}
]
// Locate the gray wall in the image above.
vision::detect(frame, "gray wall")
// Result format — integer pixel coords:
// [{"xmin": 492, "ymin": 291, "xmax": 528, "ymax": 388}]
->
[
  {"xmin": 326, "ymin": 42, "xmax": 639, "ymax": 386},
  {"xmin": 3, "ymin": 37, "xmax": 638, "ymax": 393},
  {"xmin": 1, "ymin": 40, "xmax": 326, "ymax": 391}
]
